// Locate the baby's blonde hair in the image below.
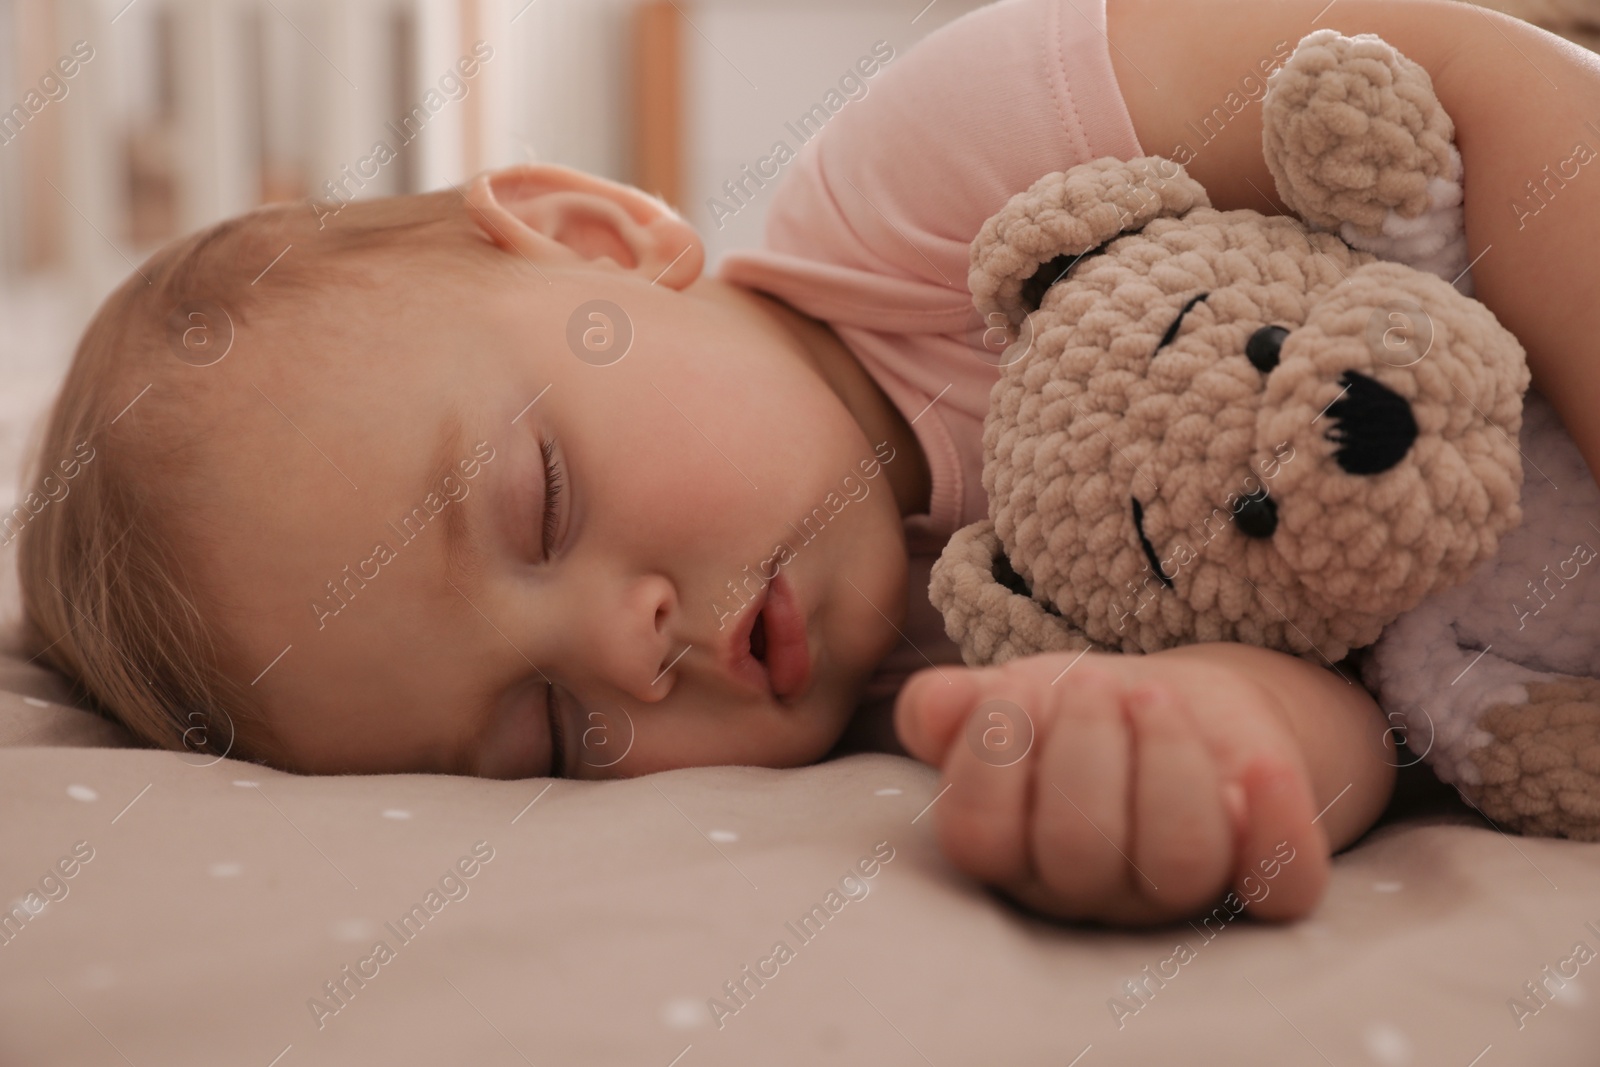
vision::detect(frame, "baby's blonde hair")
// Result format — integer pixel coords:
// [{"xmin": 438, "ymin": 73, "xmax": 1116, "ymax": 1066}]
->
[{"xmin": 17, "ymin": 189, "xmax": 489, "ymax": 765}]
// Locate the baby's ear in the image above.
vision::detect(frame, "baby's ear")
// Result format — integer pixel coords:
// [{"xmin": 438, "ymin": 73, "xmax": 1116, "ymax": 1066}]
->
[
  {"xmin": 464, "ymin": 163, "xmax": 702, "ymax": 289},
  {"xmin": 968, "ymin": 156, "xmax": 1209, "ymax": 331}
]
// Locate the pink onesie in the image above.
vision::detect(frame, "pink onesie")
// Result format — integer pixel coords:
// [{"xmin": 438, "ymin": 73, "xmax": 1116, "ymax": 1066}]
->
[{"xmin": 714, "ymin": 0, "xmax": 1146, "ymax": 717}]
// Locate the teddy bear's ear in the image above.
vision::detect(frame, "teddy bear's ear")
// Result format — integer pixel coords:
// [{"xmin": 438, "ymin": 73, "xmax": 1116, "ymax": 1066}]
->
[
  {"xmin": 969, "ymin": 156, "xmax": 1210, "ymax": 330},
  {"xmin": 1262, "ymin": 29, "xmax": 1457, "ymax": 238}
]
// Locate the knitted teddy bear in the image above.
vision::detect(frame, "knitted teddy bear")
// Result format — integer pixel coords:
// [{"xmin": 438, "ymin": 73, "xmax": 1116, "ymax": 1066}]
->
[{"xmin": 930, "ymin": 28, "xmax": 1600, "ymax": 840}]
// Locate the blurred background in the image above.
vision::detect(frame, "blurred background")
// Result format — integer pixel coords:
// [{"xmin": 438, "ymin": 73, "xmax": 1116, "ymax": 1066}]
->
[{"xmin": 0, "ymin": 0, "xmax": 1012, "ymax": 295}]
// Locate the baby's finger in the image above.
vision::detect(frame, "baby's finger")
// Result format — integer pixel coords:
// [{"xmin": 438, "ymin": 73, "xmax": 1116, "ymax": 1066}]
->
[
  {"xmin": 1229, "ymin": 758, "xmax": 1330, "ymax": 923},
  {"xmin": 1125, "ymin": 683, "xmax": 1233, "ymax": 915},
  {"xmin": 1029, "ymin": 668, "xmax": 1131, "ymax": 908},
  {"xmin": 929, "ymin": 693, "xmax": 1038, "ymax": 886},
  {"xmin": 894, "ymin": 667, "xmax": 980, "ymax": 767}
]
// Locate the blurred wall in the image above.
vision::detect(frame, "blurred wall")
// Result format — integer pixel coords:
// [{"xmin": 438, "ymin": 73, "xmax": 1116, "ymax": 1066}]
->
[{"xmin": 0, "ymin": 0, "xmax": 989, "ymax": 319}]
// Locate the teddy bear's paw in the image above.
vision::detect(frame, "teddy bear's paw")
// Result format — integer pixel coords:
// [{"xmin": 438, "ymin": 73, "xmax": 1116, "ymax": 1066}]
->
[
  {"xmin": 1263, "ymin": 29, "xmax": 1456, "ymax": 239},
  {"xmin": 1336, "ymin": 144, "xmax": 1471, "ymax": 293},
  {"xmin": 1460, "ymin": 678, "xmax": 1600, "ymax": 841},
  {"xmin": 967, "ymin": 156, "xmax": 1210, "ymax": 334},
  {"xmin": 930, "ymin": 521, "xmax": 1097, "ymax": 667},
  {"xmin": 1364, "ymin": 604, "xmax": 1572, "ymax": 757}
]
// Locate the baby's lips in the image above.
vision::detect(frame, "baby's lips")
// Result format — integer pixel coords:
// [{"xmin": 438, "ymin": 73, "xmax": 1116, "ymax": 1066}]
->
[{"xmin": 896, "ymin": 668, "xmax": 981, "ymax": 764}]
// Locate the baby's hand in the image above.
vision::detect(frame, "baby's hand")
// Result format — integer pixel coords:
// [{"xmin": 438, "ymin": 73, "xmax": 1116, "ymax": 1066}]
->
[{"xmin": 893, "ymin": 650, "xmax": 1330, "ymax": 926}]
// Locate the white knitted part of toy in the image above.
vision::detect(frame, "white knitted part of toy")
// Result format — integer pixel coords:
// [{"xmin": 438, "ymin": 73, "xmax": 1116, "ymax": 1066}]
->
[
  {"xmin": 1337, "ymin": 143, "xmax": 1472, "ymax": 296},
  {"xmin": 1361, "ymin": 390, "xmax": 1600, "ymax": 788}
]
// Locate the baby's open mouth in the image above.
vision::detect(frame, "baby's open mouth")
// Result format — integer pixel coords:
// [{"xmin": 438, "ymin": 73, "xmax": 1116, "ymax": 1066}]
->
[
  {"xmin": 723, "ymin": 572, "xmax": 811, "ymax": 702},
  {"xmin": 749, "ymin": 609, "xmax": 768, "ymax": 662}
]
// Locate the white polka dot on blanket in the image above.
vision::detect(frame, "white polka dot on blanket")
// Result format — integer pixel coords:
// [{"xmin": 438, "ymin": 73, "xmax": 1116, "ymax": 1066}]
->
[
  {"xmin": 874, "ymin": 787, "xmax": 903, "ymax": 796},
  {"xmin": 208, "ymin": 862, "xmax": 242, "ymax": 878},
  {"xmin": 22, "ymin": 697, "xmax": 49, "ymax": 708},
  {"xmin": 1363, "ymin": 1021, "xmax": 1412, "ymax": 1064},
  {"xmin": 660, "ymin": 997, "xmax": 707, "ymax": 1029},
  {"xmin": 381, "ymin": 809, "xmax": 412, "ymax": 820},
  {"xmin": 708, "ymin": 830, "xmax": 738, "ymax": 843},
  {"xmin": 1372, "ymin": 881, "xmax": 1403, "ymax": 893},
  {"xmin": 66, "ymin": 784, "xmax": 97, "ymax": 802}
]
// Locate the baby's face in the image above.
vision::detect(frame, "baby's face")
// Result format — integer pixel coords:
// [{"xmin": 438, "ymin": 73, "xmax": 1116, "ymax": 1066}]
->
[{"xmin": 196, "ymin": 170, "xmax": 915, "ymax": 778}]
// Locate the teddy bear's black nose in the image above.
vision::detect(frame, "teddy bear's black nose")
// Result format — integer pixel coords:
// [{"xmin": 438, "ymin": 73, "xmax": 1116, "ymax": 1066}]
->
[{"xmin": 1325, "ymin": 369, "xmax": 1418, "ymax": 475}]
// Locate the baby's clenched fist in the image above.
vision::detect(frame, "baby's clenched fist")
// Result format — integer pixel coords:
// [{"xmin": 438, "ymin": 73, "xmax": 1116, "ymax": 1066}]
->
[{"xmin": 893, "ymin": 649, "xmax": 1330, "ymax": 926}]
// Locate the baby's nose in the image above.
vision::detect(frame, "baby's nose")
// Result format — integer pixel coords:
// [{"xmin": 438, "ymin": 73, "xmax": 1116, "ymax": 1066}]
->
[
  {"xmin": 590, "ymin": 574, "xmax": 678, "ymax": 703},
  {"xmin": 1323, "ymin": 370, "xmax": 1418, "ymax": 475}
]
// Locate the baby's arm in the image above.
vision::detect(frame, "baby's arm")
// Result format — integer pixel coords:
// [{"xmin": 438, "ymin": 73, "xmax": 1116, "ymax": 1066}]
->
[
  {"xmin": 1109, "ymin": 0, "xmax": 1600, "ymax": 494},
  {"xmin": 894, "ymin": 646, "xmax": 1396, "ymax": 926}
]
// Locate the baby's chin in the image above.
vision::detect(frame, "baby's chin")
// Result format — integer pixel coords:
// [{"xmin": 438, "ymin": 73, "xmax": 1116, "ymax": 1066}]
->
[{"xmin": 803, "ymin": 634, "xmax": 894, "ymax": 750}]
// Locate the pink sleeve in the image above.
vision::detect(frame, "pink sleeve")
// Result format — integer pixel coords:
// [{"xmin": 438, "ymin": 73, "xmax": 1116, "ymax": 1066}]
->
[
  {"xmin": 716, "ymin": 0, "xmax": 1144, "ymax": 541},
  {"xmin": 723, "ymin": 0, "xmax": 1142, "ymax": 313}
]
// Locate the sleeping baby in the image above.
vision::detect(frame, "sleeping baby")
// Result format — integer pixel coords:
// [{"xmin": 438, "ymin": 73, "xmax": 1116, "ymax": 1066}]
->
[{"xmin": 17, "ymin": 0, "xmax": 1600, "ymax": 928}]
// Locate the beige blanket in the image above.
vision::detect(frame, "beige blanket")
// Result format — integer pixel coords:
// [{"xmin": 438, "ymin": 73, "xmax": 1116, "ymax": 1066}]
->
[{"xmin": 4, "ymin": 639, "xmax": 1599, "ymax": 1065}]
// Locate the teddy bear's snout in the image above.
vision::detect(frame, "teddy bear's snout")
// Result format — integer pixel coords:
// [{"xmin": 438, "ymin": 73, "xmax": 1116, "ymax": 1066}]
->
[{"xmin": 1324, "ymin": 368, "xmax": 1420, "ymax": 475}]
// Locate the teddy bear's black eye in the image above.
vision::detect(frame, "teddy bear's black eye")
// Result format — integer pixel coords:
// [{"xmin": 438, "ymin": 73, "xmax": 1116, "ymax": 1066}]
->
[
  {"xmin": 1234, "ymin": 487, "xmax": 1278, "ymax": 539},
  {"xmin": 1246, "ymin": 325, "xmax": 1289, "ymax": 373}
]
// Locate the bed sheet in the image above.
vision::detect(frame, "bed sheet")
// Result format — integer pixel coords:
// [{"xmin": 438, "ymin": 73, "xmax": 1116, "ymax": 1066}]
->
[{"xmin": 3, "ymin": 643, "xmax": 1599, "ymax": 1066}]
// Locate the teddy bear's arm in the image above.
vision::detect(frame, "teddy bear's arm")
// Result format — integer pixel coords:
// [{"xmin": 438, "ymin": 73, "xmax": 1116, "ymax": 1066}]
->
[
  {"xmin": 1363, "ymin": 619, "xmax": 1600, "ymax": 840},
  {"xmin": 930, "ymin": 522, "xmax": 1099, "ymax": 667},
  {"xmin": 1106, "ymin": 0, "xmax": 1461, "ymax": 219}
]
